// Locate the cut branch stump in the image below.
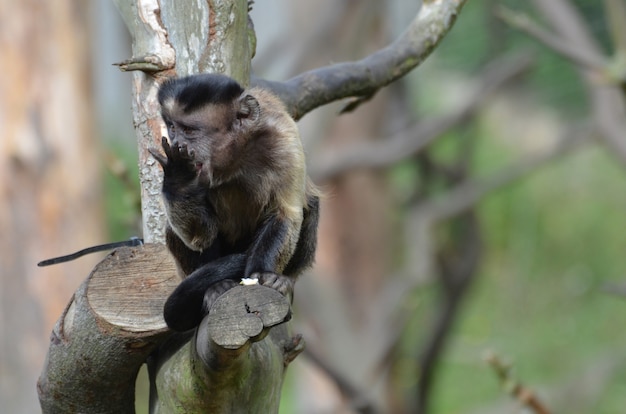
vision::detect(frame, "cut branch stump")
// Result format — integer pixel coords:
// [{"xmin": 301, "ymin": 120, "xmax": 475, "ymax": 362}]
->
[{"xmin": 38, "ymin": 244, "xmax": 300, "ymax": 414}]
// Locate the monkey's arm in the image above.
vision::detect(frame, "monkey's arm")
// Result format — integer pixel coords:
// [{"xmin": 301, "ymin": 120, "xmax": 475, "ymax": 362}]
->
[
  {"xmin": 163, "ymin": 197, "xmax": 318, "ymax": 332},
  {"xmin": 245, "ymin": 194, "xmax": 320, "ymax": 294},
  {"xmin": 165, "ymin": 226, "xmax": 223, "ymax": 276},
  {"xmin": 150, "ymin": 137, "xmax": 218, "ymax": 252},
  {"xmin": 163, "ymin": 253, "xmax": 247, "ymax": 332}
]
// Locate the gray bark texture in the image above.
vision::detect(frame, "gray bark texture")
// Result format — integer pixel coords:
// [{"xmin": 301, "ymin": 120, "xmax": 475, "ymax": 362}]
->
[{"xmin": 37, "ymin": 0, "xmax": 467, "ymax": 412}]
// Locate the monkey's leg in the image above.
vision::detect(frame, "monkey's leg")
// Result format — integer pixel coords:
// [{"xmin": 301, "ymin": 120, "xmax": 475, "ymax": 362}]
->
[
  {"xmin": 283, "ymin": 195, "xmax": 320, "ymax": 277},
  {"xmin": 164, "ymin": 253, "xmax": 246, "ymax": 332}
]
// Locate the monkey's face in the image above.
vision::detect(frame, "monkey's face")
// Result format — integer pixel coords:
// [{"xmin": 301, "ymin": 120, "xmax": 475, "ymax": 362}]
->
[{"xmin": 161, "ymin": 95, "xmax": 261, "ymax": 187}]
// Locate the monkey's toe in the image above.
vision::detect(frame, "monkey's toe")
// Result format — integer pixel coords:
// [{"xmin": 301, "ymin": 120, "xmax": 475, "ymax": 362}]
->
[
  {"xmin": 203, "ymin": 279, "xmax": 238, "ymax": 312},
  {"xmin": 253, "ymin": 272, "xmax": 294, "ymax": 297}
]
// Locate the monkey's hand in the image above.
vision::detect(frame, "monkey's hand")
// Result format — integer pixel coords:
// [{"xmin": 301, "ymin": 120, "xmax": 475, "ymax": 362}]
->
[
  {"xmin": 149, "ymin": 137, "xmax": 199, "ymax": 184},
  {"xmin": 250, "ymin": 272, "xmax": 295, "ymax": 300}
]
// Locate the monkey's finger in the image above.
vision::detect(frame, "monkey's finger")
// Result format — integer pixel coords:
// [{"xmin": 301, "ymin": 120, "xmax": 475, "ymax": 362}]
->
[
  {"xmin": 161, "ymin": 136, "xmax": 172, "ymax": 154},
  {"xmin": 148, "ymin": 147, "xmax": 168, "ymax": 167},
  {"xmin": 176, "ymin": 142, "xmax": 195, "ymax": 161}
]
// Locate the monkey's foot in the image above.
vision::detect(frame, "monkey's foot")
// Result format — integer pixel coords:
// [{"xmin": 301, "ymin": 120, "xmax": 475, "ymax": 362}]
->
[
  {"xmin": 251, "ymin": 272, "xmax": 294, "ymax": 298},
  {"xmin": 203, "ymin": 279, "xmax": 239, "ymax": 313}
]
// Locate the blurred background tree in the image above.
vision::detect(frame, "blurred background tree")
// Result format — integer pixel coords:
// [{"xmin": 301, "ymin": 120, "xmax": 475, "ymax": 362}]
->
[
  {"xmin": 2, "ymin": 0, "xmax": 626, "ymax": 413},
  {"xmin": 0, "ymin": 2, "xmax": 106, "ymax": 413}
]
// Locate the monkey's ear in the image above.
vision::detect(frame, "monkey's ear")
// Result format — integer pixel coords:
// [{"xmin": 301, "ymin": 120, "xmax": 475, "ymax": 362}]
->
[{"xmin": 236, "ymin": 94, "xmax": 260, "ymax": 123}]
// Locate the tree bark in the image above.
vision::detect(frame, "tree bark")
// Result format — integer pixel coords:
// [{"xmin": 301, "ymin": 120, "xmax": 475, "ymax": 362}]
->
[
  {"xmin": 38, "ymin": 245, "xmax": 175, "ymax": 414},
  {"xmin": 112, "ymin": 0, "xmax": 254, "ymax": 244},
  {"xmin": 37, "ymin": 244, "xmax": 299, "ymax": 413},
  {"xmin": 95, "ymin": 0, "xmax": 294, "ymax": 412},
  {"xmin": 36, "ymin": 0, "xmax": 469, "ymax": 411}
]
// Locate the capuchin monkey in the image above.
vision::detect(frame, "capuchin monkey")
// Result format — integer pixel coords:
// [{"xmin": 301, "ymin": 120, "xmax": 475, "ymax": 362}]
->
[{"xmin": 149, "ymin": 73, "xmax": 319, "ymax": 332}]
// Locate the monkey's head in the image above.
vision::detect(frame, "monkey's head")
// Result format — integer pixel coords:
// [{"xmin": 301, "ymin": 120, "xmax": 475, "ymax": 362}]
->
[{"xmin": 157, "ymin": 74, "xmax": 263, "ymax": 186}]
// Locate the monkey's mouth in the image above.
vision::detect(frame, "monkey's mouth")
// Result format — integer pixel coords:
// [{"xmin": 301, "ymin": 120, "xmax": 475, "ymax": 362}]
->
[{"xmin": 194, "ymin": 162, "xmax": 203, "ymax": 174}]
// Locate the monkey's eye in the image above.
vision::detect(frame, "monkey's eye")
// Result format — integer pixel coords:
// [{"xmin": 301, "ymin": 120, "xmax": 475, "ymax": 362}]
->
[{"xmin": 181, "ymin": 126, "xmax": 195, "ymax": 135}]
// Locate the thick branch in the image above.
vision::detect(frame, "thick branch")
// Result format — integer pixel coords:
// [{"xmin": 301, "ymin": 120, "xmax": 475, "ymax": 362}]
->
[
  {"xmin": 38, "ymin": 245, "xmax": 298, "ymax": 414},
  {"xmin": 153, "ymin": 285, "xmax": 296, "ymax": 413},
  {"xmin": 254, "ymin": 0, "xmax": 467, "ymax": 120},
  {"xmin": 38, "ymin": 245, "xmax": 177, "ymax": 413}
]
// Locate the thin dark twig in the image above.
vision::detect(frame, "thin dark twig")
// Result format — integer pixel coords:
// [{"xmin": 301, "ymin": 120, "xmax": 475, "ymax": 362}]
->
[
  {"xmin": 415, "ymin": 211, "xmax": 482, "ymax": 414},
  {"xmin": 495, "ymin": 5, "xmax": 606, "ymax": 71},
  {"xmin": 529, "ymin": 0, "xmax": 626, "ymax": 166},
  {"xmin": 484, "ymin": 351, "xmax": 552, "ymax": 414},
  {"xmin": 303, "ymin": 347, "xmax": 379, "ymax": 414}
]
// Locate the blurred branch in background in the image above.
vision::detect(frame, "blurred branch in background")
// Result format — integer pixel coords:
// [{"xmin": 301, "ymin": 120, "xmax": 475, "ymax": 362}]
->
[
  {"xmin": 254, "ymin": 0, "xmax": 468, "ymax": 120},
  {"xmin": 417, "ymin": 124, "xmax": 591, "ymax": 223},
  {"xmin": 502, "ymin": 0, "xmax": 626, "ymax": 168},
  {"xmin": 310, "ymin": 53, "xmax": 533, "ymax": 182},
  {"xmin": 495, "ymin": 6, "xmax": 607, "ymax": 72},
  {"xmin": 252, "ymin": 0, "xmax": 354, "ymax": 77},
  {"xmin": 12, "ymin": 0, "xmax": 625, "ymax": 412},
  {"xmin": 412, "ymin": 131, "xmax": 483, "ymax": 413},
  {"xmin": 484, "ymin": 351, "xmax": 551, "ymax": 414},
  {"xmin": 303, "ymin": 347, "xmax": 379, "ymax": 414},
  {"xmin": 413, "ymin": 210, "xmax": 481, "ymax": 414}
]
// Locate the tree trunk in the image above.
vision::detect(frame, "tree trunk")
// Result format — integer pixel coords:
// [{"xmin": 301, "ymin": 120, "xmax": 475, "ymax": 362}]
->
[
  {"xmin": 0, "ymin": 2, "xmax": 104, "ymax": 413},
  {"xmin": 35, "ymin": 0, "xmax": 469, "ymax": 411},
  {"xmin": 38, "ymin": 1, "xmax": 299, "ymax": 412}
]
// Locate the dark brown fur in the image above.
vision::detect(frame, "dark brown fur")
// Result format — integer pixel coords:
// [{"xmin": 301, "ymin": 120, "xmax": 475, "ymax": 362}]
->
[{"xmin": 150, "ymin": 74, "xmax": 319, "ymax": 331}]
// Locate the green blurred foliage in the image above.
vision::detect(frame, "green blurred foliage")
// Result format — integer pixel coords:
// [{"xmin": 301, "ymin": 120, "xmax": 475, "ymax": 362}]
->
[
  {"xmin": 434, "ymin": 0, "xmax": 613, "ymax": 117},
  {"xmin": 433, "ymin": 143, "xmax": 626, "ymax": 413},
  {"xmin": 407, "ymin": 1, "xmax": 626, "ymax": 412},
  {"xmin": 103, "ymin": 141, "xmax": 141, "ymax": 241},
  {"xmin": 103, "ymin": 1, "xmax": 626, "ymax": 411}
]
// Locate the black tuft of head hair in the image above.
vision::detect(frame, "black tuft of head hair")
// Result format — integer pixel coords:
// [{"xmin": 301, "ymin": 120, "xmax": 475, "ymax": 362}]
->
[{"xmin": 158, "ymin": 74, "xmax": 245, "ymax": 113}]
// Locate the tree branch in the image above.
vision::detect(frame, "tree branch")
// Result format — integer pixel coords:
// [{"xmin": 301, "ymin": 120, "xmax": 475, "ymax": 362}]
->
[
  {"xmin": 38, "ymin": 244, "xmax": 298, "ymax": 413},
  {"xmin": 38, "ymin": 245, "xmax": 177, "ymax": 414},
  {"xmin": 495, "ymin": 6, "xmax": 607, "ymax": 71},
  {"xmin": 529, "ymin": 0, "xmax": 626, "ymax": 168},
  {"xmin": 309, "ymin": 53, "xmax": 533, "ymax": 182},
  {"xmin": 415, "ymin": 211, "xmax": 481, "ymax": 414},
  {"xmin": 153, "ymin": 285, "xmax": 296, "ymax": 413},
  {"xmin": 417, "ymin": 125, "xmax": 590, "ymax": 223},
  {"xmin": 484, "ymin": 351, "xmax": 551, "ymax": 414},
  {"xmin": 303, "ymin": 347, "xmax": 379, "ymax": 414},
  {"xmin": 253, "ymin": 0, "xmax": 468, "ymax": 120}
]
